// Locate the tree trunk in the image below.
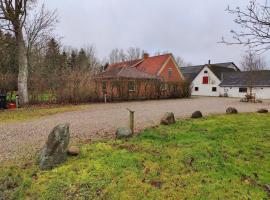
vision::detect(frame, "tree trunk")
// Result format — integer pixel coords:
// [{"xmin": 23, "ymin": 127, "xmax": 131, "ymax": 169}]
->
[{"xmin": 16, "ymin": 30, "xmax": 29, "ymax": 105}]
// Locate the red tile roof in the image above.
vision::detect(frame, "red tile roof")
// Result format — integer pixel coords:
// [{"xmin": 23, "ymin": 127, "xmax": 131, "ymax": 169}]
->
[
  {"xmin": 96, "ymin": 67, "xmax": 159, "ymax": 80},
  {"xmin": 136, "ymin": 54, "xmax": 171, "ymax": 75},
  {"xmin": 99, "ymin": 53, "xmax": 173, "ymax": 80},
  {"xmin": 107, "ymin": 59, "xmax": 143, "ymax": 71}
]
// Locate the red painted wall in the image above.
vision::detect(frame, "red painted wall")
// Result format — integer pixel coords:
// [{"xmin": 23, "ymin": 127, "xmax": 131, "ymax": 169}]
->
[{"xmin": 158, "ymin": 58, "xmax": 183, "ymax": 82}]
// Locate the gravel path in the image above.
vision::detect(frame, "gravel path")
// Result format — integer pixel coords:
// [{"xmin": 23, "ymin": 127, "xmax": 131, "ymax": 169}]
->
[{"xmin": 1, "ymin": 97, "xmax": 270, "ymax": 162}]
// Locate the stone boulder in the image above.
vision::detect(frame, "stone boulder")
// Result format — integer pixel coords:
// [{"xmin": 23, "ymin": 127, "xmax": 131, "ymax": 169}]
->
[
  {"xmin": 257, "ymin": 108, "xmax": 268, "ymax": 113},
  {"xmin": 226, "ymin": 107, "xmax": 238, "ymax": 114},
  {"xmin": 161, "ymin": 112, "xmax": 176, "ymax": 125},
  {"xmin": 67, "ymin": 146, "xmax": 80, "ymax": 156},
  {"xmin": 116, "ymin": 127, "xmax": 132, "ymax": 139},
  {"xmin": 256, "ymin": 99, "xmax": 263, "ymax": 103},
  {"xmin": 240, "ymin": 98, "xmax": 248, "ymax": 103},
  {"xmin": 39, "ymin": 123, "xmax": 70, "ymax": 170},
  {"xmin": 191, "ymin": 111, "xmax": 203, "ymax": 119}
]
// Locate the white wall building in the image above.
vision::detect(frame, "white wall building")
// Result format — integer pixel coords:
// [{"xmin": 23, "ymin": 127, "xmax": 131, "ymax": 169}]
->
[
  {"xmin": 181, "ymin": 62, "xmax": 239, "ymax": 97},
  {"xmin": 191, "ymin": 65, "xmax": 221, "ymax": 97},
  {"xmin": 220, "ymin": 71, "xmax": 270, "ymax": 100}
]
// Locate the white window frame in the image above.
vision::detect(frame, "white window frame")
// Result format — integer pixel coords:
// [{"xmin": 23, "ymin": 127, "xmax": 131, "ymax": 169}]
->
[
  {"xmin": 128, "ymin": 80, "xmax": 136, "ymax": 92},
  {"xmin": 168, "ymin": 68, "xmax": 173, "ymax": 78},
  {"xmin": 102, "ymin": 81, "xmax": 107, "ymax": 92},
  {"xmin": 161, "ymin": 83, "xmax": 167, "ymax": 91}
]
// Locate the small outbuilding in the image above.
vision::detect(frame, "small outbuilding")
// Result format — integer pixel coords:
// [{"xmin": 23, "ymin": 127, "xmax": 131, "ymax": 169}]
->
[{"xmin": 220, "ymin": 70, "xmax": 270, "ymax": 100}]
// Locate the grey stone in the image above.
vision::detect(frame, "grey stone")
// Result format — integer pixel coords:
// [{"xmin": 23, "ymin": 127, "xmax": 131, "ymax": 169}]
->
[
  {"xmin": 256, "ymin": 99, "xmax": 263, "ymax": 103},
  {"xmin": 257, "ymin": 108, "xmax": 268, "ymax": 113},
  {"xmin": 116, "ymin": 127, "xmax": 132, "ymax": 139},
  {"xmin": 67, "ymin": 146, "xmax": 80, "ymax": 156},
  {"xmin": 240, "ymin": 98, "xmax": 248, "ymax": 102},
  {"xmin": 161, "ymin": 112, "xmax": 176, "ymax": 125},
  {"xmin": 191, "ymin": 111, "xmax": 203, "ymax": 119},
  {"xmin": 39, "ymin": 123, "xmax": 70, "ymax": 170},
  {"xmin": 226, "ymin": 107, "xmax": 238, "ymax": 114}
]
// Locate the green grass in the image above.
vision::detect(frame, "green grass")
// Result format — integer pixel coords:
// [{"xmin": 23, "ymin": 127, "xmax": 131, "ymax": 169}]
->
[
  {"xmin": 1, "ymin": 114, "xmax": 270, "ymax": 199},
  {"xmin": 0, "ymin": 104, "xmax": 93, "ymax": 123}
]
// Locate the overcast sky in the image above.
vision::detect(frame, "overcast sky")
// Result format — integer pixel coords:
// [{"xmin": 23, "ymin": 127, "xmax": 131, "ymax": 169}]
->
[{"xmin": 41, "ymin": 0, "xmax": 269, "ymax": 66}]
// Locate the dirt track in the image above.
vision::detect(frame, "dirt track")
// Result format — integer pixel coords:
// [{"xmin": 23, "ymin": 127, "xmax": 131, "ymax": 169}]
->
[{"xmin": 1, "ymin": 97, "xmax": 269, "ymax": 162}]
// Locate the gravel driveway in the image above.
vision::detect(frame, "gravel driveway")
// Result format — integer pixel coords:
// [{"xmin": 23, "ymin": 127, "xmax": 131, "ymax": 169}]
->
[{"xmin": 1, "ymin": 97, "xmax": 270, "ymax": 162}]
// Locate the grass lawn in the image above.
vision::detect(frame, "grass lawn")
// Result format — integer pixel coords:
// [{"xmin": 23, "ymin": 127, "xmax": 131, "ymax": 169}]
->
[
  {"xmin": 0, "ymin": 104, "xmax": 93, "ymax": 123},
  {"xmin": 0, "ymin": 114, "xmax": 270, "ymax": 199}
]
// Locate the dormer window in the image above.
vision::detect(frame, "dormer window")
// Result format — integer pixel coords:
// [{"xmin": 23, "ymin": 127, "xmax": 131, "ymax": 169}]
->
[{"xmin": 168, "ymin": 68, "xmax": 173, "ymax": 78}]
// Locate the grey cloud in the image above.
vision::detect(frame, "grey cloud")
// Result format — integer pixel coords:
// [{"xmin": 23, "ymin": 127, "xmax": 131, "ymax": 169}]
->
[{"xmin": 43, "ymin": 0, "xmax": 270, "ymax": 66}]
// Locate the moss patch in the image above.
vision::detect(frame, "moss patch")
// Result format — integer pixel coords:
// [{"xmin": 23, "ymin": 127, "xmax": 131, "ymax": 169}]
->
[{"xmin": 0, "ymin": 114, "xmax": 270, "ymax": 199}]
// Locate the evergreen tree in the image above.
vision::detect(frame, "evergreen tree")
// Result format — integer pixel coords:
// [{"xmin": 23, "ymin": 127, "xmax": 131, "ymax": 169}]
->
[
  {"xmin": 43, "ymin": 38, "xmax": 63, "ymax": 73},
  {"xmin": 77, "ymin": 48, "xmax": 89, "ymax": 70},
  {"xmin": 68, "ymin": 50, "xmax": 78, "ymax": 69},
  {"xmin": 0, "ymin": 32, "xmax": 17, "ymax": 74}
]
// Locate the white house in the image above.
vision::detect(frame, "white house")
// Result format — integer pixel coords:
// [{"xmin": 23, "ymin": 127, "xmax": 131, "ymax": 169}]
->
[
  {"xmin": 180, "ymin": 62, "xmax": 239, "ymax": 97},
  {"xmin": 220, "ymin": 70, "xmax": 270, "ymax": 100}
]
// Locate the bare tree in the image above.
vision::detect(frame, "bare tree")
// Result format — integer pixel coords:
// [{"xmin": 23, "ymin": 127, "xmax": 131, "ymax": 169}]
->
[
  {"xmin": 0, "ymin": 0, "xmax": 36, "ymax": 104},
  {"xmin": 109, "ymin": 48, "xmax": 127, "ymax": 64},
  {"xmin": 223, "ymin": 0, "xmax": 270, "ymax": 52},
  {"xmin": 175, "ymin": 56, "xmax": 192, "ymax": 67},
  {"xmin": 241, "ymin": 50, "xmax": 265, "ymax": 100},
  {"xmin": 85, "ymin": 45, "xmax": 101, "ymax": 74},
  {"xmin": 25, "ymin": 4, "xmax": 58, "ymax": 60},
  {"xmin": 126, "ymin": 47, "xmax": 144, "ymax": 60}
]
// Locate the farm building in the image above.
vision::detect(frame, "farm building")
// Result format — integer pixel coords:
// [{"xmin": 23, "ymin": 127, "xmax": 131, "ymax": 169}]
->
[
  {"xmin": 95, "ymin": 53, "xmax": 185, "ymax": 101},
  {"xmin": 220, "ymin": 70, "xmax": 270, "ymax": 100},
  {"xmin": 180, "ymin": 62, "xmax": 240, "ymax": 97}
]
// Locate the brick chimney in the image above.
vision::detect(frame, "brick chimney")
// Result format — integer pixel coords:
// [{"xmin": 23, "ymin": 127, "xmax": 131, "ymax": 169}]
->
[
  {"xmin": 143, "ymin": 53, "xmax": 149, "ymax": 59},
  {"xmin": 208, "ymin": 60, "xmax": 211, "ymax": 65}
]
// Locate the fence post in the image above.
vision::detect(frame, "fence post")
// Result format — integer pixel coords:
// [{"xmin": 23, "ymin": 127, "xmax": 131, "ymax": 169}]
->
[
  {"xmin": 15, "ymin": 95, "xmax": 19, "ymax": 108},
  {"xmin": 127, "ymin": 108, "xmax": 135, "ymax": 135},
  {"xmin": 104, "ymin": 94, "xmax": 107, "ymax": 103}
]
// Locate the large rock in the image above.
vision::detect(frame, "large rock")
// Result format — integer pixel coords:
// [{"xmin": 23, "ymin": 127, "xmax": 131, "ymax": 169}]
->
[
  {"xmin": 257, "ymin": 108, "xmax": 268, "ymax": 113},
  {"xmin": 226, "ymin": 107, "xmax": 238, "ymax": 114},
  {"xmin": 116, "ymin": 127, "xmax": 132, "ymax": 139},
  {"xmin": 161, "ymin": 112, "xmax": 176, "ymax": 125},
  {"xmin": 191, "ymin": 111, "xmax": 203, "ymax": 119},
  {"xmin": 67, "ymin": 146, "xmax": 80, "ymax": 156},
  {"xmin": 39, "ymin": 123, "xmax": 70, "ymax": 170}
]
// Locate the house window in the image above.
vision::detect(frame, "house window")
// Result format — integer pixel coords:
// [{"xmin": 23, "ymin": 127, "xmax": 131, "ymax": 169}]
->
[
  {"xmin": 212, "ymin": 87, "xmax": 217, "ymax": 92},
  {"xmin": 204, "ymin": 70, "xmax": 208, "ymax": 74},
  {"xmin": 239, "ymin": 88, "xmax": 247, "ymax": 93},
  {"xmin": 168, "ymin": 68, "xmax": 173, "ymax": 78},
  {"xmin": 161, "ymin": 83, "xmax": 167, "ymax": 91},
  {"xmin": 128, "ymin": 81, "xmax": 136, "ymax": 92},
  {"xmin": 102, "ymin": 81, "xmax": 107, "ymax": 92},
  {"xmin": 202, "ymin": 76, "xmax": 209, "ymax": 84},
  {"xmin": 195, "ymin": 87, "xmax": 199, "ymax": 91}
]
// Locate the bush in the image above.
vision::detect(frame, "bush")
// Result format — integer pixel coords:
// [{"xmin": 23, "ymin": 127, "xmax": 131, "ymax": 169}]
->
[{"xmin": 181, "ymin": 80, "xmax": 192, "ymax": 98}]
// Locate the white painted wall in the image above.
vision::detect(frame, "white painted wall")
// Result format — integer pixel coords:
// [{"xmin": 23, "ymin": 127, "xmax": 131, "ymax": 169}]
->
[
  {"xmin": 191, "ymin": 66, "xmax": 221, "ymax": 97},
  {"xmin": 221, "ymin": 87, "xmax": 270, "ymax": 100}
]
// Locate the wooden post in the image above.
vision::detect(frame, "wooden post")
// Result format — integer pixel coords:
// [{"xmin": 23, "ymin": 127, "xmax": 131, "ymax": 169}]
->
[
  {"xmin": 104, "ymin": 94, "xmax": 107, "ymax": 104},
  {"xmin": 127, "ymin": 108, "xmax": 135, "ymax": 135}
]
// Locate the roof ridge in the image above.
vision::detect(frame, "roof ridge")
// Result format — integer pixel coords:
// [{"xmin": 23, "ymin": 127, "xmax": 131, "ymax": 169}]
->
[
  {"xmin": 145, "ymin": 53, "xmax": 172, "ymax": 59},
  {"xmin": 110, "ymin": 58, "xmax": 143, "ymax": 66}
]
